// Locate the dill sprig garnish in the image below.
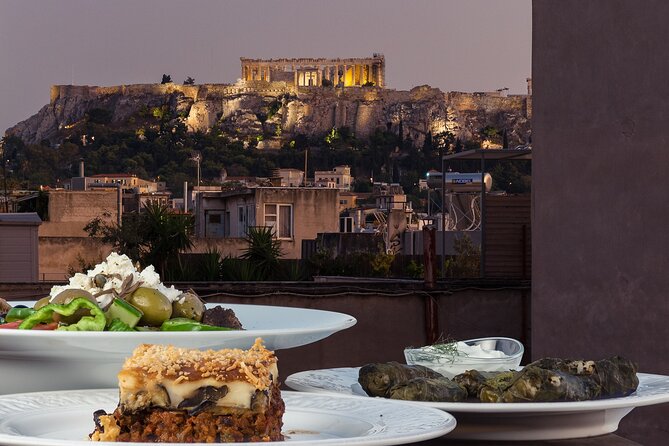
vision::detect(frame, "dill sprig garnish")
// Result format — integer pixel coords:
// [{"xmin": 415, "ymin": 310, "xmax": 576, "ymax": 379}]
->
[{"xmin": 406, "ymin": 335, "xmax": 469, "ymax": 364}]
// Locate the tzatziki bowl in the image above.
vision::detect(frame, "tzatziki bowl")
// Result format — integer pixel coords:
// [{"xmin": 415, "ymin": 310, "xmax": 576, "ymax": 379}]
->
[{"xmin": 404, "ymin": 337, "xmax": 524, "ymax": 378}]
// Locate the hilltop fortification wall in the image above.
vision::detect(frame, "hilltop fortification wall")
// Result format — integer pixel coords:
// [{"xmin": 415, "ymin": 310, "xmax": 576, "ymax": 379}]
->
[{"xmin": 13, "ymin": 81, "xmax": 530, "ymax": 148}]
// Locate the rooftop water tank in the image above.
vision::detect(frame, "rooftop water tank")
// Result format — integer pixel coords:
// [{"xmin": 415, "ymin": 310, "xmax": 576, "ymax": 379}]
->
[{"xmin": 425, "ymin": 171, "xmax": 492, "ymax": 192}]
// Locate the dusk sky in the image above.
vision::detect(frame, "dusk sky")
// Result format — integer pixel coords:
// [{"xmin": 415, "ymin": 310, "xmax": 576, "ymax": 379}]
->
[{"xmin": 0, "ymin": 0, "xmax": 531, "ymax": 134}]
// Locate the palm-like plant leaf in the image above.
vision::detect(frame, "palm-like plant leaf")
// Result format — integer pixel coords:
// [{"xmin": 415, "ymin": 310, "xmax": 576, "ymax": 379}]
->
[{"xmin": 240, "ymin": 226, "xmax": 283, "ymax": 280}]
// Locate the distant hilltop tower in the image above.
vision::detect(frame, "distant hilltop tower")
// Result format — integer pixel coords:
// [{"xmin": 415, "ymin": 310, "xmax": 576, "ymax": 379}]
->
[{"xmin": 240, "ymin": 54, "xmax": 385, "ymax": 88}]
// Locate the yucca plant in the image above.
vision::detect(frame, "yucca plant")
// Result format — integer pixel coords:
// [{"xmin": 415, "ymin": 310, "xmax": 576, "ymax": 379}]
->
[
  {"xmin": 240, "ymin": 226, "xmax": 283, "ymax": 281},
  {"xmin": 198, "ymin": 246, "xmax": 223, "ymax": 281}
]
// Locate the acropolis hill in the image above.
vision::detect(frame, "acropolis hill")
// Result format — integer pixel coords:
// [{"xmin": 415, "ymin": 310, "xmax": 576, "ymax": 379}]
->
[{"xmin": 7, "ymin": 55, "xmax": 531, "ymax": 148}]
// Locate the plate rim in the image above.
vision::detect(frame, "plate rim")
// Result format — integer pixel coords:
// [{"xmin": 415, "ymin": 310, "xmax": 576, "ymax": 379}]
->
[{"xmin": 0, "ymin": 389, "xmax": 456, "ymax": 446}]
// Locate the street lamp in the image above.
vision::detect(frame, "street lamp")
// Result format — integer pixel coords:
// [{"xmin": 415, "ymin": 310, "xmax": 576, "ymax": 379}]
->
[
  {"xmin": 0, "ymin": 139, "xmax": 8, "ymax": 213},
  {"xmin": 190, "ymin": 152, "xmax": 202, "ymax": 233}
]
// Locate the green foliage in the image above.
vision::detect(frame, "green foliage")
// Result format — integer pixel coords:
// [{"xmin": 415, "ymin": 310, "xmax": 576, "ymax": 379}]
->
[
  {"xmin": 161, "ymin": 74, "xmax": 172, "ymax": 84},
  {"xmin": 307, "ymin": 248, "xmax": 400, "ymax": 278},
  {"xmin": 221, "ymin": 256, "xmax": 258, "ymax": 281},
  {"xmin": 324, "ymin": 127, "xmax": 339, "ymax": 146},
  {"xmin": 362, "ymin": 81, "xmax": 375, "ymax": 87},
  {"xmin": 282, "ymin": 259, "xmax": 308, "ymax": 281},
  {"xmin": 443, "ymin": 234, "xmax": 481, "ymax": 278},
  {"xmin": 353, "ymin": 177, "xmax": 372, "ymax": 193},
  {"xmin": 266, "ymin": 99, "xmax": 282, "ymax": 120},
  {"xmin": 490, "ymin": 161, "xmax": 531, "ymax": 193},
  {"xmin": 66, "ymin": 253, "xmax": 103, "ymax": 277},
  {"xmin": 183, "ymin": 76, "xmax": 195, "ymax": 85},
  {"xmin": 370, "ymin": 252, "xmax": 395, "ymax": 277},
  {"xmin": 480, "ymin": 125, "xmax": 499, "ymax": 139},
  {"xmin": 239, "ymin": 226, "xmax": 283, "ymax": 280},
  {"xmin": 405, "ymin": 260, "xmax": 424, "ymax": 279},
  {"xmin": 433, "ymin": 131, "xmax": 456, "ymax": 153},
  {"xmin": 321, "ymin": 78, "xmax": 333, "ymax": 87},
  {"xmin": 199, "ymin": 247, "xmax": 223, "ymax": 280},
  {"xmin": 84, "ymin": 202, "xmax": 194, "ymax": 279},
  {"xmin": 87, "ymin": 108, "xmax": 113, "ymax": 125}
]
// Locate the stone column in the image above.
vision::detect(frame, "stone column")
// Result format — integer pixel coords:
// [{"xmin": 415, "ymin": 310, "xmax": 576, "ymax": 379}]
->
[
  {"xmin": 343, "ymin": 64, "xmax": 348, "ymax": 86},
  {"xmin": 294, "ymin": 70, "xmax": 298, "ymax": 86}
]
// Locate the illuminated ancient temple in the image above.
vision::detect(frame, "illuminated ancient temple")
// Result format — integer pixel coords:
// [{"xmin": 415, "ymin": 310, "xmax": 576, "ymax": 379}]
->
[{"xmin": 240, "ymin": 54, "xmax": 385, "ymax": 87}]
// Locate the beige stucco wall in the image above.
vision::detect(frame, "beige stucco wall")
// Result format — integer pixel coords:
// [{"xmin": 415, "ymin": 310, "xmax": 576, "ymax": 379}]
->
[
  {"xmin": 40, "ymin": 190, "xmax": 118, "ymax": 237},
  {"xmin": 256, "ymin": 188, "xmax": 340, "ymax": 259}
]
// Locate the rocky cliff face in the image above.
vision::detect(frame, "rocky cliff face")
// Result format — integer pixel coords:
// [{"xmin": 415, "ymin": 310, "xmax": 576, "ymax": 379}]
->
[{"xmin": 7, "ymin": 82, "xmax": 531, "ymax": 148}]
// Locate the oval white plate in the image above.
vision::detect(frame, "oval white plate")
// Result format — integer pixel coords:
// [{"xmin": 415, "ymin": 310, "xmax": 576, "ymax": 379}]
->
[
  {"xmin": 286, "ymin": 367, "xmax": 669, "ymax": 441},
  {"xmin": 0, "ymin": 390, "xmax": 456, "ymax": 446},
  {"xmin": 0, "ymin": 302, "xmax": 355, "ymax": 394}
]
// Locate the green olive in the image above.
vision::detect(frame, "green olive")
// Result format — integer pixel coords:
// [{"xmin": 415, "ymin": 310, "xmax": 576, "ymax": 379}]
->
[
  {"xmin": 50, "ymin": 289, "xmax": 98, "ymax": 324},
  {"xmin": 33, "ymin": 296, "xmax": 51, "ymax": 310},
  {"xmin": 172, "ymin": 292, "xmax": 205, "ymax": 322},
  {"xmin": 128, "ymin": 287, "xmax": 172, "ymax": 326}
]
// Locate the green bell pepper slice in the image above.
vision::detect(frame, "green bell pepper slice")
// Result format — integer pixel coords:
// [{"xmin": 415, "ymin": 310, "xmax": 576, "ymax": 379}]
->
[
  {"xmin": 18, "ymin": 298, "xmax": 105, "ymax": 331},
  {"xmin": 5, "ymin": 307, "xmax": 36, "ymax": 322},
  {"xmin": 159, "ymin": 318, "xmax": 235, "ymax": 331}
]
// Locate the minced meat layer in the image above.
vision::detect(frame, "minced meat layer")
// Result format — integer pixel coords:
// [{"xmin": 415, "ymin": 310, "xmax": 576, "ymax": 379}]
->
[{"xmin": 92, "ymin": 384, "xmax": 284, "ymax": 443}]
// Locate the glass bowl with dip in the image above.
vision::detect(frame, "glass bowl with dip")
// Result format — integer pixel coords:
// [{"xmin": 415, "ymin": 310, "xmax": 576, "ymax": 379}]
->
[{"xmin": 404, "ymin": 337, "xmax": 524, "ymax": 378}]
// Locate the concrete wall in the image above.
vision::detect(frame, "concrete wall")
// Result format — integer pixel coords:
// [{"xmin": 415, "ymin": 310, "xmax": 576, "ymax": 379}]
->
[
  {"xmin": 532, "ymin": 1, "xmax": 669, "ymax": 444},
  {"xmin": 38, "ymin": 237, "xmax": 112, "ymax": 281},
  {"xmin": 40, "ymin": 190, "xmax": 118, "ymax": 237}
]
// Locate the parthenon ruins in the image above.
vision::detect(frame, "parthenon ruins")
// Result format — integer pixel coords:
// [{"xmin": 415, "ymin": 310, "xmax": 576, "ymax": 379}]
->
[{"xmin": 240, "ymin": 54, "xmax": 385, "ymax": 88}]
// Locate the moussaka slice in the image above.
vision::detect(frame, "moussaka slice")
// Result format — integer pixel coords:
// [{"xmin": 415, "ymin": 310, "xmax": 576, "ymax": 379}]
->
[{"xmin": 90, "ymin": 338, "xmax": 284, "ymax": 442}]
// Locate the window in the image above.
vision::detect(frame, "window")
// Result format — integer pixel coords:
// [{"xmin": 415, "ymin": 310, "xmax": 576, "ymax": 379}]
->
[
  {"xmin": 238, "ymin": 205, "xmax": 255, "ymax": 237},
  {"xmin": 340, "ymin": 217, "xmax": 353, "ymax": 233},
  {"xmin": 205, "ymin": 211, "xmax": 226, "ymax": 237},
  {"xmin": 264, "ymin": 203, "xmax": 292, "ymax": 238}
]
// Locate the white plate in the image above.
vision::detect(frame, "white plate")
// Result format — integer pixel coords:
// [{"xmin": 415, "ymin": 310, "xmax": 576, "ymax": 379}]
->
[
  {"xmin": 0, "ymin": 390, "xmax": 456, "ymax": 446},
  {"xmin": 0, "ymin": 302, "xmax": 355, "ymax": 394},
  {"xmin": 285, "ymin": 367, "xmax": 669, "ymax": 441}
]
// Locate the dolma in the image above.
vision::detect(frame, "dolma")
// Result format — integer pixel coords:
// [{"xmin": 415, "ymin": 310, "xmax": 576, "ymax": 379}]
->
[
  {"xmin": 486, "ymin": 355, "xmax": 639, "ymax": 402},
  {"xmin": 477, "ymin": 371, "xmax": 519, "ymax": 402},
  {"xmin": 496, "ymin": 366, "xmax": 602, "ymax": 402},
  {"xmin": 524, "ymin": 356, "xmax": 638, "ymax": 398},
  {"xmin": 453, "ymin": 370, "xmax": 505, "ymax": 398},
  {"xmin": 591, "ymin": 356, "xmax": 639, "ymax": 398},
  {"xmin": 388, "ymin": 377, "xmax": 468, "ymax": 402},
  {"xmin": 358, "ymin": 362, "xmax": 442, "ymax": 397}
]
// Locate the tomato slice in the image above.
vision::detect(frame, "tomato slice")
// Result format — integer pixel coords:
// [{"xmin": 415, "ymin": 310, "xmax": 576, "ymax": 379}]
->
[
  {"xmin": 31, "ymin": 322, "xmax": 59, "ymax": 330},
  {"xmin": 0, "ymin": 321, "xmax": 22, "ymax": 329},
  {"xmin": 0, "ymin": 321, "xmax": 59, "ymax": 330}
]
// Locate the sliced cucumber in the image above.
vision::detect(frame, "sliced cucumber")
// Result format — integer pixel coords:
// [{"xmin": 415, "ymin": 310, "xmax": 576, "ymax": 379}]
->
[{"xmin": 105, "ymin": 298, "xmax": 143, "ymax": 329}]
